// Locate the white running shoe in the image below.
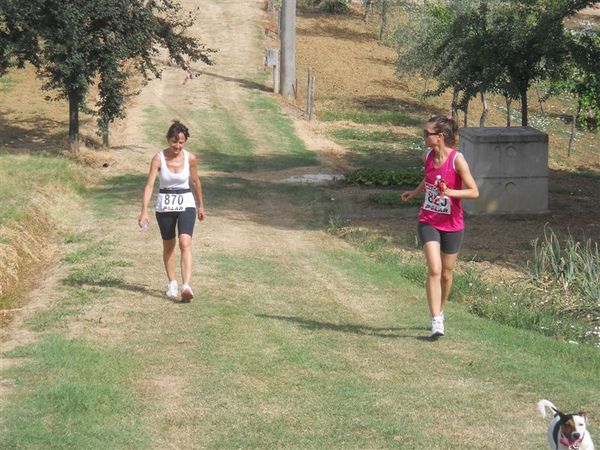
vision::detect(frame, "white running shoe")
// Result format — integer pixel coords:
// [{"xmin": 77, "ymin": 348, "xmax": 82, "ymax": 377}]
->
[
  {"xmin": 430, "ymin": 315, "xmax": 445, "ymax": 338},
  {"xmin": 181, "ymin": 283, "xmax": 194, "ymax": 303},
  {"xmin": 165, "ymin": 281, "xmax": 178, "ymax": 299}
]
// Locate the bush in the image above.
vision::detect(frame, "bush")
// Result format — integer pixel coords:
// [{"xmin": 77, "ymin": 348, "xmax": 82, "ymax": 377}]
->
[{"xmin": 345, "ymin": 168, "xmax": 422, "ymax": 186}]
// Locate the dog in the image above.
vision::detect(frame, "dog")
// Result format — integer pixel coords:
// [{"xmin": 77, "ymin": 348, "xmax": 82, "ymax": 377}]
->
[{"xmin": 538, "ymin": 399, "xmax": 595, "ymax": 450}]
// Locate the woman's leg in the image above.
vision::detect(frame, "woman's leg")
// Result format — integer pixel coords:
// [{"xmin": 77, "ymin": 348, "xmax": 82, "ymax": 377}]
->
[
  {"xmin": 423, "ymin": 241, "xmax": 443, "ymax": 317},
  {"xmin": 440, "ymin": 251, "xmax": 459, "ymax": 313},
  {"xmin": 162, "ymin": 238, "xmax": 177, "ymax": 281},
  {"xmin": 179, "ymin": 233, "xmax": 193, "ymax": 285}
]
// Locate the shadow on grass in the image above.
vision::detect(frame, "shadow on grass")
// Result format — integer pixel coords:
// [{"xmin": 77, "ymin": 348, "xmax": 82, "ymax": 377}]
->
[
  {"xmin": 201, "ymin": 71, "xmax": 272, "ymax": 93},
  {"xmin": 297, "ymin": 13, "xmax": 375, "ymax": 43},
  {"xmin": 204, "ymin": 175, "xmax": 335, "ymax": 230},
  {"xmin": 92, "ymin": 173, "xmax": 147, "ymax": 217},
  {"xmin": 257, "ymin": 314, "xmax": 427, "ymax": 339},
  {"xmin": 0, "ymin": 113, "xmax": 67, "ymax": 154},
  {"xmin": 200, "ymin": 149, "xmax": 319, "ymax": 173}
]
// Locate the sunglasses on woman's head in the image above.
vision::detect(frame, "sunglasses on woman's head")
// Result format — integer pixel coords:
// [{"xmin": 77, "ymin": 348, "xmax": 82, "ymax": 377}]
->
[{"xmin": 423, "ymin": 130, "xmax": 439, "ymax": 138}]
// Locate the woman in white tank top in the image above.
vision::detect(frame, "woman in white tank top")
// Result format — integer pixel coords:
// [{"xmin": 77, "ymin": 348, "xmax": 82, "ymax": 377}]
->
[{"xmin": 139, "ymin": 121, "xmax": 205, "ymax": 302}]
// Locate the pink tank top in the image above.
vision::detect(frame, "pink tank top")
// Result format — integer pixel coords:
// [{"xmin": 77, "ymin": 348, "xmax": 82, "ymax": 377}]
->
[{"xmin": 418, "ymin": 148, "xmax": 464, "ymax": 232}]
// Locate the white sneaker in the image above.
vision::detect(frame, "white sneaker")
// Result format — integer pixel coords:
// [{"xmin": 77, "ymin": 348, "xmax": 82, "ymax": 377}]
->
[
  {"xmin": 181, "ymin": 283, "xmax": 194, "ymax": 303},
  {"xmin": 165, "ymin": 281, "xmax": 178, "ymax": 299},
  {"xmin": 430, "ymin": 315, "xmax": 445, "ymax": 337}
]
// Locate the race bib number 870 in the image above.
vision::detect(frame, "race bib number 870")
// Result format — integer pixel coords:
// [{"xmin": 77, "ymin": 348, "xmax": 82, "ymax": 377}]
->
[
  {"xmin": 156, "ymin": 192, "xmax": 195, "ymax": 212},
  {"xmin": 162, "ymin": 194, "xmax": 185, "ymax": 211}
]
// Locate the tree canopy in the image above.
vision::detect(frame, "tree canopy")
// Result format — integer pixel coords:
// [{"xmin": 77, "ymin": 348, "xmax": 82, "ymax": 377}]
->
[
  {"xmin": 0, "ymin": 0, "xmax": 216, "ymax": 151},
  {"xmin": 394, "ymin": 0, "xmax": 598, "ymax": 127}
]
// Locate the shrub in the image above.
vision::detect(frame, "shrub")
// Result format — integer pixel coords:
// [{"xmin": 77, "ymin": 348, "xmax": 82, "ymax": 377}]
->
[{"xmin": 345, "ymin": 168, "xmax": 422, "ymax": 186}]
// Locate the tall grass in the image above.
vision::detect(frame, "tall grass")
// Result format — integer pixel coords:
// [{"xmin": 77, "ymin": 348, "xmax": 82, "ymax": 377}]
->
[
  {"xmin": 0, "ymin": 154, "xmax": 85, "ymax": 226},
  {"xmin": 529, "ymin": 227, "xmax": 599, "ymax": 317},
  {"xmin": 328, "ymin": 222, "xmax": 600, "ymax": 347}
]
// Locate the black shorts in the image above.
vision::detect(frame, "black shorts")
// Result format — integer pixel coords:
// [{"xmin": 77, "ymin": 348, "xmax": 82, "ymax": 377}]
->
[
  {"xmin": 417, "ymin": 222, "xmax": 464, "ymax": 254},
  {"xmin": 155, "ymin": 208, "xmax": 196, "ymax": 240}
]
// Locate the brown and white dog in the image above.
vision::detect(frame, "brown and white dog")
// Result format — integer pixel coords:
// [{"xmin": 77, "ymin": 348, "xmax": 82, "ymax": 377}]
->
[{"xmin": 538, "ymin": 399, "xmax": 595, "ymax": 450}]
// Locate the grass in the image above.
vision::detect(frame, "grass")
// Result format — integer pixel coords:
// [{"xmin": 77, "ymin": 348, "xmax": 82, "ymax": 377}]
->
[
  {"xmin": 2, "ymin": 27, "xmax": 600, "ymax": 449},
  {"xmin": 320, "ymin": 108, "xmax": 423, "ymax": 127},
  {"xmin": 0, "ymin": 154, "xmax": 85, "ymax": 226},
  {"xmin": 0, "ymin": 75, "xmax": 16, "ymax": 93},
  {"xmin": 0, "ymin": 334, "xmax": 148, "ymax": 449},
  {"xmin": 142, "ymin": 101, "xmax": 318, "ymax": 173}
]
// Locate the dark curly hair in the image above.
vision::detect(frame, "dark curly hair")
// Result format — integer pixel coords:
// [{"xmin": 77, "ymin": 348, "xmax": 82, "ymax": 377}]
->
[
  {"xmin": 427, "ymin": 115, "xmax": 459, "ymax": 147},
  {"xmin": 166, "ymin": 120, "xmax": 190, "ymax": 141}
]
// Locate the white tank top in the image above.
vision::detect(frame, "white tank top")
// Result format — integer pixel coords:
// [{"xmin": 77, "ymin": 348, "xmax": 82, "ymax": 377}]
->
[{"xmin": 158, "ymin": 150, "xmax": 190, "ymax": 190}]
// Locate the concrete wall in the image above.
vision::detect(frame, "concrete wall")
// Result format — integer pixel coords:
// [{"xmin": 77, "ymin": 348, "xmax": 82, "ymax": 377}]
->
[{"xmin": 459, "ymin": 127, "xmax": 549, "ymax": 215}]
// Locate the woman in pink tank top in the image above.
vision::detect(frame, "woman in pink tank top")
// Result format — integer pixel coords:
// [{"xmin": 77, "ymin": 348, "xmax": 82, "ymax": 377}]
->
[{"xmin": 401, "ymin": 116, "xmax": 478, "ymax": 338}]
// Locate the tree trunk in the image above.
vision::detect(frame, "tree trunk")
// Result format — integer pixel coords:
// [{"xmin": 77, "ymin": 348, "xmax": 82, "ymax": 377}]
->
[
  {"xmin": 536, "ymin": 84, "xmax": 545, "ymax": 114},
  {"xmin": 379, "ymin": 0, "xmax": 387, "ymax": 41},
  {"xmin": 505, "ymin": 94, "xmax": 512, "ymax": 127},
  {"xmin": 479, "ymin": 89, "xmax": 488, "ymax": 127},
  {"xmin": 102, "ymin": 123, "xmax": 110, "ymax": 148},
  {"xmin": 520, "ymin": 84, "xmax": 528, "ymax": 127},
  {"xmin": 451, "ymin": 89, "xmax": 458, "ymax": 121},
  {"xmin": 363, "ymin": 0, "xmax": 373, "ymax": 22},
  {"xmin": 568, "ymin": 105, "xmax": 580, "ymax": 157},
  {"xmin": 463, "ymin": 101, "xmax": 468, "ymax": 127},
  {"xmin": 68, "ymin": 93, "xmax": 80, "ymax": 154}
]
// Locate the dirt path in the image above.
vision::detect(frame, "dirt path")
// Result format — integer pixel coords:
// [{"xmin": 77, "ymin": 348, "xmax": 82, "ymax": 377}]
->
[{"xmin": 2, "ymin": 2, "xmax": 598, "ymax": 448}]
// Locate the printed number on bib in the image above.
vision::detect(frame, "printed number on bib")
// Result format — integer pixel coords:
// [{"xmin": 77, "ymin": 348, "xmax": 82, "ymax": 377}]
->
[
  {"xmin": 163, "ymin": 194, "xmax": 185, "ymax": 211},
  {"xmin": 422, "ymin": 182, "xmax": 451, "ymax": 215},
  {"xmin": 156, "ymin": 192, "xmax": 195, "ymax": 213}
]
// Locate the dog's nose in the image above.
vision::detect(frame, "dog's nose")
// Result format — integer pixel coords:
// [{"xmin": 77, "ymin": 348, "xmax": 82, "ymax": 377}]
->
[{"xmin": 573, "ymin": 432, "xmax": 581, "ymax": 440}]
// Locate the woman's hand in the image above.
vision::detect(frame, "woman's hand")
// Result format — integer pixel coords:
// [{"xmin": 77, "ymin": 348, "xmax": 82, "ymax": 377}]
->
[
  {"xmin": 197, "ymin": 207, "xmax": 205, "ymax": 221},
  {"xmin": 138, "ymin": 212, "xmax": 150, "ymax": 228},
  {"xmin": 401, "ymin": 190, "xmax": 416, "ymax": 202}
]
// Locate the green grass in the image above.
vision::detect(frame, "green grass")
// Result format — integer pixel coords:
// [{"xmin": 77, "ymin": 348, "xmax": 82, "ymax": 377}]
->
[
  {"xmin": 328, "ymin": 127, "xmax": 425, "ymax": 169},
  {"xmin": 368, "ymin": 191, "xmax": 421, "ymax": 207},
  {"xmin": 91, "ymin": 173, "xmax": 147, "ymax": 218},
  {"xmin": 0, "ymin": 334, "xmax": 148, "ymax": 449},
  {"xmin": 0, "ymin": 75, "xmax": 16, "ymax": 93},
  {"xmin": 63, "ymin": 241, "xmax": 113, "ymax": 264},
  {"xmin": 143, "ymin": 101, "xmax": 317, "ymax": 173},
  {"xmin": 320, "ymin": 108, "xmax": 423, "ymax": 127},
  {"xmin": 247, "ymin": 93, "xmax": 319, "ymax": 169},
  {"xmin": 0, "ymin": 154, "xmax": 85, "ymax": 226}
]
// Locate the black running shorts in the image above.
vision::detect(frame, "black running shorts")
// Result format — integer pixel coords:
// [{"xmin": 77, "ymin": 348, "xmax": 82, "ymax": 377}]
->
[
  {"xmin": 155, "ymin": 207, "xmax": 196, "ymax": 240},
  {"xmin": 417, "ymin": 221, "xmax": 464, "ymax": 254}
]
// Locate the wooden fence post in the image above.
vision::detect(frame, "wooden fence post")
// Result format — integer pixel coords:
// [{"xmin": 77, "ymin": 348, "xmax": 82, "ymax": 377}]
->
[{"xmin": 306, "ymin": 67, "xmax": 315, "ymax": 121}]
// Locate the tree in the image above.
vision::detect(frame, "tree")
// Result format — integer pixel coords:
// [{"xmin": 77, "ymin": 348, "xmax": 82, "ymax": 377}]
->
[
  {"xmin": 393, "ymin": 0, "xmax": 595, "ymax": 127},
  {"xmin": 0, "ymin": 0, "xmax": 215, "ymax": 152},
  {"xmin": 545, "ymin": 30, "xmax": 600, "ymax": 155}
]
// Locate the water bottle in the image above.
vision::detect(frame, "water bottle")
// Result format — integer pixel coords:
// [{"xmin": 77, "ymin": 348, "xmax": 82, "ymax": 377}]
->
[{"xmin": 139, "ymin": 218, "xmax": 149, "ymax": 232}]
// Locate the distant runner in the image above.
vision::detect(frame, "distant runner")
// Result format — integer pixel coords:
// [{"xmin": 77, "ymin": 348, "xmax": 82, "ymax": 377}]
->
[
  {"xmin": 401, "ymin": 116, "xmax": 479, "ymax": 338},
  {"xmin": 139, "ymin": 121, "xmax": 205, "ymax": 302},
  {"xmin": 182, "ymin": 55, "xmax": 192, "ymax": 85}
]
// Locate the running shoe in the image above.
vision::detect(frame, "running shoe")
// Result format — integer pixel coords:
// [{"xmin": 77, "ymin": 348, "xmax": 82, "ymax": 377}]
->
[
  {"xmin": 165, "ymin": 281, "xmax": 178, "ymax": 299},
  {"xmin": 181, "ymin": 283, "xmax": 194, "ymax": 303},
  {"xmin": 430, "ymin": 315, "xmax": 445, "ymax": 338}
]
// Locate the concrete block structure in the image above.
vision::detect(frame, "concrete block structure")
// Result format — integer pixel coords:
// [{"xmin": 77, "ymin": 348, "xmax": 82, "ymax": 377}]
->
[{"xmin": 459, "ymin": 127, "xmax": 549, "ymax": 215}]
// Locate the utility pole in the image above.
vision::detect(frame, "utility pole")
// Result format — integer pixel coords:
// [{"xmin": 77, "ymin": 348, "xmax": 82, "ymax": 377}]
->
[{"xmin": 280, "ymin": 0, "xmax": 296, "ymax": 99}]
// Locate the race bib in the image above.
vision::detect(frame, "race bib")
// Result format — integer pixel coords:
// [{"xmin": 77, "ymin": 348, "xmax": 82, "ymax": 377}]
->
[
  {"xmin": 156, "ymin": 192, "xmax": 195, "ymax": 212},
  {"xmin": 422, "ymin": 182, "xmax": 451, "ymax": 215}
]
